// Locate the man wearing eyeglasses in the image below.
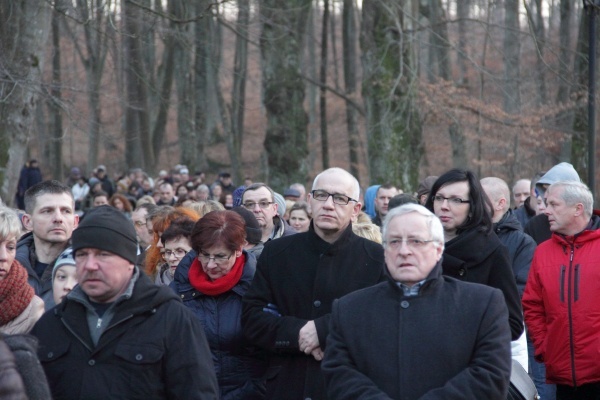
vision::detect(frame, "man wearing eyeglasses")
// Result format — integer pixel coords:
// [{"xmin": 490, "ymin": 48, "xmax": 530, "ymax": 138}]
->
[
  {"xmin": 242, "ymin": 183, "xmax": 296, "ymax": 243},
  {"xmin": 242, "ymin": 167, "xmax": 385, "ymax": 400},
  {"xmin": 321, "ymin": 204, "xmax": 512, "ymax": 399}
]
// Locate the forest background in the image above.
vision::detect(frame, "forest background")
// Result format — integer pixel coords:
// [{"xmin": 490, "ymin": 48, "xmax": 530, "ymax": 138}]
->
[{"xmin": 0, "ymin": 0, "xmax": 598, "ymax": 207}]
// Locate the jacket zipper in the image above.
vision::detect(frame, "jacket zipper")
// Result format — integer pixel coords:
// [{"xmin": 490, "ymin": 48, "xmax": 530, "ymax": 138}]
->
[{"xmin": 568, "ymin": 245, "xmax": 577, "ymax": 387}]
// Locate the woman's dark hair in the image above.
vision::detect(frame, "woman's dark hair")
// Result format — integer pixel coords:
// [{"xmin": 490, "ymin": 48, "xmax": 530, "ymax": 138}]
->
[
  {"xmin": 424, "ymin": 168, "xmax": 493, "ymax": 235},
  {"xmin": 191, "ymin": 210, "xmax": 246, "ymax": 253},
  {"xmin": 161, "ymin": 217, "xmax": 196, "ymax": 245}
]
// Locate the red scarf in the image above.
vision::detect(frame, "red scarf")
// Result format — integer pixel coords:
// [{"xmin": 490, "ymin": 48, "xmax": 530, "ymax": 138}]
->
[
  {"xmin": 0, "ymin": 260, "xmax": 34, "ymax": 325},
  {"xmin": 188, "ymin": 253, "xmax": 246, "ymax": 296}
]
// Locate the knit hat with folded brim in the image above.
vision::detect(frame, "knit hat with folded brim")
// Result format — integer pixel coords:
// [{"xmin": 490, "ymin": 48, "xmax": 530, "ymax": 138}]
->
[{"xmin": 72, "ymin": 206, "xmax": 137, "ymax": 264}]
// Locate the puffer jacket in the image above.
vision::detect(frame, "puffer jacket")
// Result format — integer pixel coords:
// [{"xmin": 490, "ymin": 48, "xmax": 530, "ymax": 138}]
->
[
  {"xmin": 173, "ymin": 250, "xmax": 267, "ymax": 400},
  {"xmin": 523, "ymin": 215, "xmax": 600, "ymax": 386}
]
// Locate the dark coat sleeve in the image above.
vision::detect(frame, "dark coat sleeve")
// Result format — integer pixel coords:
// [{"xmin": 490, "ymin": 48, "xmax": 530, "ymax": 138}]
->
[
  {"xmin": 322, "ymin": 299, "xmax": 395, "ymax": 399},
  {"xmin": 241, "ymin": 254, "xmax": 308, "ymax": 353},
  {"xmin": 510, "ymin": 232, "xmax": 536, "ymax": 298},
  {"xmin": 417, "ymin": 289, "xmax": 511, "ymax": 400},
  {"xmin": 162, "ymin": 302, "xmax": 220, "ymax": 399},
  {"xmin": 486, "ymin": 245, "xmax": 524, "ymax": 340}
]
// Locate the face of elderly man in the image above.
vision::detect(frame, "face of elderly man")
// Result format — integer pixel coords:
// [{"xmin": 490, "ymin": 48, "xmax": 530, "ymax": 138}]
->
[{"xmin": 384, "ymin": 211, "xmax": 443, "ymax": 286}]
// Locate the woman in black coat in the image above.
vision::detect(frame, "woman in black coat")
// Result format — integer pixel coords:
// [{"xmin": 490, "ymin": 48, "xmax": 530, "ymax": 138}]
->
[
  {"xmin": 425, "ymin": 169, "xmax": 523, "ymax": 340},
  {"xmin": 172, "ymin": 210, "xmax": 266, "ymax": 400}
]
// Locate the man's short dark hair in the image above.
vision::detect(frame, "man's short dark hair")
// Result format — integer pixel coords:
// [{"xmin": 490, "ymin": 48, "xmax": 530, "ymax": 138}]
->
[
  {"xmin": 24, "ymin": 180, "xmax": 74, "ymax": 214},
  {"xmin": 376, "ymin": 184, "xmax": 396, "ymax": 196},
  {"xmin": 135, "ymin": 202, "xmax": 158, "ymax": 214},
  {"xmin": 243, "ymin": 183, "xmax": 274, "ymax": 202},
  {"xmin": 93, "ymin": 191, "xmax": 109, "ymax": 201}
]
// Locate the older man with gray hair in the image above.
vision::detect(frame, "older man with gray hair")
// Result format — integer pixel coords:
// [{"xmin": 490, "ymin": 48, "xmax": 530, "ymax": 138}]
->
[
  {"xmin": 524, "ymin": 181, "xmax": 600, "ymax": 400},
  {"xmin": 322, "ymin": 204, "xmax": 512, "ymax": 399}
]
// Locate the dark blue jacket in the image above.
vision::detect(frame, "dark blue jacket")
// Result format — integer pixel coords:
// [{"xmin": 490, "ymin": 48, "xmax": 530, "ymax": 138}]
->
[
  {"xmin": 494, "ymin": 209, "xmax": 536, "ymax": 298},
  {"xmin": 173, "ymin": 250, "xmax": 266, "ymax": 400}
]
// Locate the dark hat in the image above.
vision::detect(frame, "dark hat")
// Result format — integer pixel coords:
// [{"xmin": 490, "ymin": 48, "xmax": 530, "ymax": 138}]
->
[
  {"xmin": 96, "ymin": 165, "xmax": 106, "ymax": 171},
  {"xmin": 72, "ymin": 206, "xmax": 138, "ymax": 264},
  {"xmin": 219, "ymin": 172, "xmax": 231, "ymax": 178},
  {"xmin": 231, "ymin": 206, "xmax": 262, "ymax": 245},
  {"xmin": 417, "ymin": 176, "xmax": 438, "ymax": 198},
  {"xmin": 283, "ymin": 188, "xmax": 301, "ymax": 199}
]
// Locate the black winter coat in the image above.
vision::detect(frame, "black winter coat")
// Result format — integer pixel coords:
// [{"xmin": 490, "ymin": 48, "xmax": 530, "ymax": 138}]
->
[
  {"xmin": 15, "ymin": 233, "xmax": 56, "ymax": 308},
  {"xmin": 172, "ymin": 250, "xmax": 267, "ymax": 400},
  {"xmin": 31, "ymin": 271, "xmax": 219, "ymax": 400},
  {"xmin": 494, "ymin": 209, "xmax": 536, "ymax": 297},
  {"xmin": 322, "ymin": 264, "xmax": 512, "ymax": 399},
  {"xmin": 524, "ymin": 214, "xmax": 552, "ymax": 245},
  {"xmin": 442, "ymin": 228, "xmax": 524, "ymax": 340},
  {"xmin": 242, "ymin": 223, "xmax": 385, "ymax": 400}
]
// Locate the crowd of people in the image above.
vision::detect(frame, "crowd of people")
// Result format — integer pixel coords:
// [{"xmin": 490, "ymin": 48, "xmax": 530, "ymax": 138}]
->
[{"xmin": 0, "ymin": 160, "xmax": 598, "ymax": 400}]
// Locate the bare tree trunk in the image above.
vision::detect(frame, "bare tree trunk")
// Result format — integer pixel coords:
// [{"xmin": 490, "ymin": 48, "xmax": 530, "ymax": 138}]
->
[
  {"xmin": 503, "ymin": 0, "xmax": 521, "ymax": 113},
  {"xmin": 556, "ymin": 0, "xmax": 572, "ymax": 104},
  {"xmin": 0, "ymin": 0, "xmax": 51, "ymax": 205},
  {"xmin": 570, "ymin": 8, "xmax": 596, "ymax": 178},
  {"xmin": 342, "ymin": 0, "xmax": 360, "ymax": 181},
  {"xmin": 259, "ymin": 0, "xmax": 311, "ymax": 190},
  {"xmin": 229, "ymin": 0, "xmax": 250, "ymax": 183},
  {"xmin": 524, "ymin": 0, "xmax": 547, "ymax": 105},
  {"xmin": 319, "ymin": 0, "xmax": 330, "ymax": 169},
  {"xmin": 424, "ymin": 0, "xmax": 451, "ymax": 81},
  {"xmin": 193, "ymin": 0, "xmax": 210, "ymax": 172},
  {"xmin": 49, "ymin": 9, "xmax": 64, "ymax": 180},
  {"xmin": 456, "ymin": 0, "xmax": 470, "ymax": 86},
  {"xmin": 361, "ymin": 0, "xmax": 422, "ymax": 189}
]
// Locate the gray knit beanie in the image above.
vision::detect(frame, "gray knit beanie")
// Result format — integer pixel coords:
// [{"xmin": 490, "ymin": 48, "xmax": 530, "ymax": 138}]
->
[{"xmin": 72, "ymin": 206, "xmax": 137, "ymax": 264}]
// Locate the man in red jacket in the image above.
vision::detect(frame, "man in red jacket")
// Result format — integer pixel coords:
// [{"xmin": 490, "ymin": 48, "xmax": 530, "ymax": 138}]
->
[{"xmin": 523, "ymin": 181, "xmax": 600, "ymax": 399}]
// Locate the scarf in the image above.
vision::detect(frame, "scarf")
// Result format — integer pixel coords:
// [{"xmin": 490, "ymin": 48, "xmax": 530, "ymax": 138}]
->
[
  {"xmin": 0, "ymin": 260, "xmax": 34, "ymax": 326},
  {"xmin": 188, "ymin": 253, "xmax": 246, "ymax": 296}
]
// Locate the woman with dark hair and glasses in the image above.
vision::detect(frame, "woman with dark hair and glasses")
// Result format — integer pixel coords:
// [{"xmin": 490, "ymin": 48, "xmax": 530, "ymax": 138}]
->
[
  {"xmin": 171, "ymin": 210, "xmax": 266, "ymax": 399},
  {"xmin": 425, "ymin": 168, "xmax": 523, "ymax": 341}
]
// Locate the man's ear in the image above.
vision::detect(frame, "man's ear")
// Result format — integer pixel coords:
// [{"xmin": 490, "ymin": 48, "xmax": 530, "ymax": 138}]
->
[
  {"xmin": 497, "ymin": 198, "xmax": 507, "ymax": 211},
  {"xmin": 22, "ymin": 214, "xmax": 33, "ymax": 231}
]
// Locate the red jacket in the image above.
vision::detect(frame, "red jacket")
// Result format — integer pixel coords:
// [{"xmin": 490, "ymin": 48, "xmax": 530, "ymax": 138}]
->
[{"xmin": 523, "ymin": 220, "xmax": 600, "ymax": 386}]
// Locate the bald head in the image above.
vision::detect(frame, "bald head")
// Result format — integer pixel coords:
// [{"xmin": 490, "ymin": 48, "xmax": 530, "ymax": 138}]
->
[
  {"xmin": 512, "ymin": 179, "xmax": 531, "ymax": 208},
  {"xmin": 481, "ymin": 177, "xmax": 510, "ymax": 222},
  {"xmin": 312, "ymin": 167, "xmax": 360, "ymax": 200}
]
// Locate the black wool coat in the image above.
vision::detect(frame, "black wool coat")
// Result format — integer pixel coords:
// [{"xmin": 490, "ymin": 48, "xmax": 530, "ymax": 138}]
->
[
  {"xmin": 442, "ymin": 228, "xmax": 524, "ymax": 340},
  {"xmin": 242, "ymin": 223, "xmax": 385, "ymax": 400},
  {"xmin": 322, "ymin": 264, "xmax": 512, "ymax": 400},
  {"xmin": 31, "ymin": 272, "xmax": 219, "ymax": 400}
]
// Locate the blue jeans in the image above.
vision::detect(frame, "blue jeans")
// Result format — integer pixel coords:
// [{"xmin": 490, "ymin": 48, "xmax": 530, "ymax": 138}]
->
[{"xmin": 528, "ymin": 332, "xmax": 556, "ymax": 400}]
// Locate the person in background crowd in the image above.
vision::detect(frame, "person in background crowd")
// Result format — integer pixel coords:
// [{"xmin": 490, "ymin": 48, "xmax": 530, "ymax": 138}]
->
[
  {"xmin": 289, "ymin": 183, "xmax": 307, "ymax": 201},
  {"xmin": 512, "ymin": 179, "xmax": 531, "ymax": 209},
  {"xmin": 525, "ymin": 162, "xmax": 581, "ymax": 245},
  {"xmin": 231, "ymin": 206, "xmax": 264, "ymax": 258},
  {"xmin": 416, "ymin": 175, "xmax": 438, "ymax": 205},
  {"xmin": 109, "ymin": 193, "xmax": 133, "ymax": 219},
  {"xmin": 514, "ymin": 171, "xmax": 546, "ymax": 229},
  {"xmin": 173, "ymin": 211, "xmax": 267, "ymax": 399},
  {"xmin": 17, "ymin": 180, "xmax": 78, "ymax": 306},
  {"xmin": 31, "ymin": 206, "xmax": 219, "ymax": 399},
  {"xmin": 50, "ymin": 247, "xmax": 77, "ymax": 306},
  {"xmin": 156, "ymin": 217, "xmax": 195, "ymax": 286},
  {"xmin": 322, "ymin": 204, "xmax": 511, "ymax": 399},
  {"xmin": 144, "ymin": 206, "xmax": 200, "ymax": 280},
  {"xmin": 387, "ymin": 193, "xmax": 419, "ymax": 212},
  {"xmin": 197, "ymin": 184, "xmax": 211, "ymax": 201},
  {"xmin": 0, "ymin": 206, "xmax": 44, "ymax": 334},
  {"xmin": 362, "ymin": 185, "xmax": 380, "ymax": 219},
  {"xmin": 211, "ymin": 184, "xmax": 223, "ymax": 203},
  {"xmin": 371, "ymin": 184, "xmax": 400, "ymax": 227},
  {"xmin": 523, "ymin": 182, "xmax": 600, "ymax": 400},
  {"xmin": 283, "ymin": 188, "xmax": 301, "ymax": 202},
  {"xmin": 92, "ymin": 191, "xmax": 109, "ymax": 208},
  {"xmin": 94, "ymin": 165, "xmax": 115, "ymax": 198},
  {"xmin": 242, "ymin": 183, "xmax": 296, "ymax": 243},
  {"xmin": 351, "ymin": 222, "xmax": 382, "ymax": 244},
  {"xmin": 71, "ymin": 175, "xmax": 89, "ymax": 214},
  {"xmin": 242, "ymin": 167, "xmax": 386, "ymax": 400},
  {"xmin": 425, "ymin": 169, "xmax": 523, "ymax": 341},
  {"xmin": 157, "ymin": 182, "xmax": 177, "ymax": 206},
  {"xmin": 288, "ymin": 201, "xmax": 311, "ymax": 233},
  {"xmin": 16, "ymin": 159, "xmax": 43, "ymax": 210}
]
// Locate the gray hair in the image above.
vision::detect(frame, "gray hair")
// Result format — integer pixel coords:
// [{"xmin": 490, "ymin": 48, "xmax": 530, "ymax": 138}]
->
[
  {"xmin": 0, "ymin": 206, "xmax": 23, "ymax": 241},
  {"xmin": 312, "ymin": 168, "xmax": 360, "ymax": 200},
  {"xmin": 382, "ymin": 203, "xmax": 444, "ymax": 248},
  {"xmin": 548, "ymin": 181, "xmax": 593, "ymax": 218}
]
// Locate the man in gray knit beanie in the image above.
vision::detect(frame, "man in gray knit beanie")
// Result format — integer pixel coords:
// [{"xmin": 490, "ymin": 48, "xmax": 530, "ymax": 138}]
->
[{"xmin": 31, "ymin": 205, "xmax": 219, "ymax": 399}]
